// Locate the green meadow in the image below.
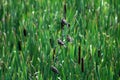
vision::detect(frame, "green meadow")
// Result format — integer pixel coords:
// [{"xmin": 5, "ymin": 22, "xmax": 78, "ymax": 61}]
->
[{"xmin": 0, "ymin": 0, "xmax": 120, "ymax": 80}]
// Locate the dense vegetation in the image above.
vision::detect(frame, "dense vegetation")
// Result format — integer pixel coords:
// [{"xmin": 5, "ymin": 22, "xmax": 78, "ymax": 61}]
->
[{"xmin": 0, "ymin": 0, "xmax": 120, "ymax": 80}]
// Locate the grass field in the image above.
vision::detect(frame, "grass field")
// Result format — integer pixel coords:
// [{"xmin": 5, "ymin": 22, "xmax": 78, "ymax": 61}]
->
[{"xmin": 0, "ymin": 0, "xmax": 120, "ymax": 80}]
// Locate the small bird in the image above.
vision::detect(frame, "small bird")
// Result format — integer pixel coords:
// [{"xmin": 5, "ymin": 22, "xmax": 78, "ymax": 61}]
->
[
  {"xmin": 61, "ymin": 18, "xmax": 70, "ymax": 28},
  {"xmin": 67, "ymin": 35, "xmax": 73, "ymax": 42},
  {"xmin": 50, "ymin": 65, "xmax": 59, "ymax": 74},
  {"xmin": 58, "ymin": 39, "xmax": 64, "ymax": 46}
]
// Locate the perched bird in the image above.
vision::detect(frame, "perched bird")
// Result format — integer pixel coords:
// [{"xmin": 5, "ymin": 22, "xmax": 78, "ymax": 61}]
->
[
  {"xmin": 50, "ymin": 65, "xmax": 59, "ymax": 74},
  {"xmin": 61, "ymin": 18, "xmax": 70, "ymax": 28},
  {"xmin": 67, "ymin": 35, "xmax": 73, "ymax": 42},
  {"xmin": 58, "ymin": 39, "xmax": 64, "ymax": 46}
]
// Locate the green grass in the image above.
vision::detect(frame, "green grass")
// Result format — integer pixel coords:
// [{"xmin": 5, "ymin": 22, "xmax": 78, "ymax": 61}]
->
[{"xmin": 0, "ymin": 0, "xmax": 120, "ymax": 80}]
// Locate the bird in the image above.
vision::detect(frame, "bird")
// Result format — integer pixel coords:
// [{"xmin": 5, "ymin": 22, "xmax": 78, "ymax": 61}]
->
[
  {"xmin": 58, "ymin": 39, "xmax": 64, "ymax": 46},
  {"xmin": 50, "ymin": 65, "xmax": 59, "ymax": 74},
  {"xmin": 61, "ymin": 18, "xmax": 70, "ymax": 28},
  {"xmin": 67, "ymin": 35, "xmax": 73, "ymax": 42}
]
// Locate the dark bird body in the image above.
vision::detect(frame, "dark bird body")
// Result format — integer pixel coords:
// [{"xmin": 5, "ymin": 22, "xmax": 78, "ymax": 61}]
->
[
  {"xmin": 61, "ymin": 18, "xmax": 70, "ymax": 28},
  {"xmin": 67, "ymin": 35, "xmax": 73, "ymax": 42},
  {"xmin": 58, "ymin": 39, "xmax": 64, "ymax": 45},
  {"xmin": 50, "ymin": 65, "xmax": 59, "ymax": 74}
]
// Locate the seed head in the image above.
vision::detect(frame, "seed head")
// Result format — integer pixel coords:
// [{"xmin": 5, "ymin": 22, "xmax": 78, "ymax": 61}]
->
[
  {"xmin": 18, "ymin": 40, "xmax": 22, "ymax": 51},
  {"xmin": 23, "ymin": 28, "xmax": 27, "ymax": 37},
  {"xmin": 98, "ymin": 49, "xmax": 101, "ymax": 58},
  {"xmin": 81, "ymin": 58, "xmax": 84, "ymax": 72},
  {"xmin": 78, "ymin": 45, "xmax": 81, "ymax": 64},
  {"xmin": 50, "ymin": 38, "xmax": 54, "ymax": 48},
  {"xmin": 64, "ymin": 3, "xmax": 66, "ymax": 19},
  {"xmin": 53, "ymin": 48, "xmax": 56, "ymax": 60}
]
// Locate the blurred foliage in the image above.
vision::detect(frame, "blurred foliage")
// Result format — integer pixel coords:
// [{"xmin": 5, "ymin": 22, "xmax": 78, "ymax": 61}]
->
[{"xmin": 0, "ymin": 0, "xmax": 120, "ymax": 80}]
